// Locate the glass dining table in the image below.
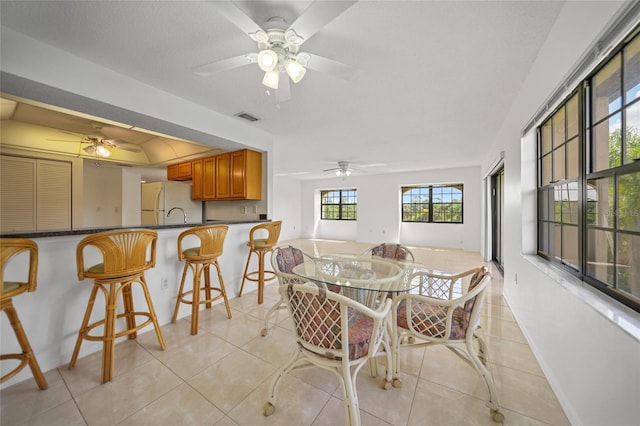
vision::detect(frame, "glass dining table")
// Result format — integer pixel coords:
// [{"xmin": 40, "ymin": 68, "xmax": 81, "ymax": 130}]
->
[{"xmin": 292, "ymin": 254, "xmax": 424, "ymax": 387}]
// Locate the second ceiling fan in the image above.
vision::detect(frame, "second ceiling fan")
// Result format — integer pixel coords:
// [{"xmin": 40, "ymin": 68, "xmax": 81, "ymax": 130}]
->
[{"xmin": 194, "ymin": 1, "xmax": 358, "ymax": 101}]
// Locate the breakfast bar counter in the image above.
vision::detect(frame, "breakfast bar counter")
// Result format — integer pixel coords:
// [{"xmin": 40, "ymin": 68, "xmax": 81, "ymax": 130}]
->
[{"xmin": 0, "ymin": 220, "xmax": 271, "ymax": 387}]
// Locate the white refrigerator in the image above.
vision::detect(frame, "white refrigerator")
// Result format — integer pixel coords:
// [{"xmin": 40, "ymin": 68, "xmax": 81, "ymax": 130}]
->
[{"xmin": 141, "ymin": 181, "xmax": 202, "ymax": 225}]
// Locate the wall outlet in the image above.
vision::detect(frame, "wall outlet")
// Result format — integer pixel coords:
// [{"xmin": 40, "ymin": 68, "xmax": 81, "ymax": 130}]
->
[
  {"xmin": 514, "ymin": 273, "xmax": 518, "ymax": 284},
  {"xmin": 241, "ymin": 206, "xmax": 247, "ymax": 214},
  {"xmin": 253, "ymin": 205, "xmax": 258, "ymax": 214},
  {"xmin": 161, "ymin": 278, "xmax": 169, "ymax": 290}
]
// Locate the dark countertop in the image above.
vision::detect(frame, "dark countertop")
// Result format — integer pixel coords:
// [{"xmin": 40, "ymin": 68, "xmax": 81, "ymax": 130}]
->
[{"xmin": 0, "ymin": 219, "xmax": 270, "ymax": 239}]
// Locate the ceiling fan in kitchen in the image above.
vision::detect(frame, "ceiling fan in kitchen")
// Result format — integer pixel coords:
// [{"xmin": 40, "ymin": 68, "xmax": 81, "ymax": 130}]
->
[
  {"xmin": 48, "ymin": 122, "xmax": 142, "ymax": 158},
  {"xmin": 193, "ymin": 0, "xmax": 358, "ymax": 101}
]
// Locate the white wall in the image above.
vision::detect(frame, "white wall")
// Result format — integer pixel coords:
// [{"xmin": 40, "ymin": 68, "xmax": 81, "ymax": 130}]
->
[
  {"xmin": 480, "ymin": 2, "xmax": 640, "ymax": 425},
  {"xmin": 298, "ymin": 166, "xmax": 481, "ymax": 251}
]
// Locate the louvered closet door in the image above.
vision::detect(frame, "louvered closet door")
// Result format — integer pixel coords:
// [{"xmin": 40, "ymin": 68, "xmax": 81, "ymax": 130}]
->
[
  {"xmin": 0, "ymin": 155, "xmax": 71, "ymax": 232},
  {"xmin": 0, "ymin": 156, "xmax": 36, "ymax": 232},
  {"xmin": 37, "ymin": 159, "xmax": 71, "ymax": 230}
]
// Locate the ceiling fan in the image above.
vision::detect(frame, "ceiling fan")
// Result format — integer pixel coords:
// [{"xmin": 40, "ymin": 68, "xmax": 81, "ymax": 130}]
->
[
  {"xmin": 48, "ymin": 122, "xmax": 142, "ymax": 158},
  {"xmin": 323, "ymin": 161, "xmax": 359, "ymax": 177},
  {"xmin": 193, "ymin": 1, "xmax": 358, "ymax": 101}
]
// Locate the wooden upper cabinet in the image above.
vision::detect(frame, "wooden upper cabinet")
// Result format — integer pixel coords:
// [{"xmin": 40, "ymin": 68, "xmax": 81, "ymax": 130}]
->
[
  {"xmin": 191, "ymin": 159, "xmax": 203, "ymax": 200},
  {"xmin": 216, "ymin": 149, "xmax": 262, "ymax": 200},
  {"xmin": 202, "ymin": 157, "xmax": 216, "ymax": 200},
  {"xmin": 190, "ymin": 149, "xmax": 262, "ymax": 201},
  {"xmin": 215, "ymin": 153, "xmax": 231, "ymax": 199},
  {"xmin": 167, "ymin": 161, "xmax": 192, "ymax": 181}
]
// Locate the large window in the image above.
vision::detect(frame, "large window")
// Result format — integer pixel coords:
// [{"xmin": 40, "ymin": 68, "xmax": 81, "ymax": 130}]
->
[
  {"xmin": 537, "ymin": 29, "xmax": 640, "ymax": 312},
  {"xmin": 320, "ymin": 189, "xmax": 357, "ymax": 220},
  {"xmin": 401, "ymin": 184, "xmax": 463, "ymax": 223}
]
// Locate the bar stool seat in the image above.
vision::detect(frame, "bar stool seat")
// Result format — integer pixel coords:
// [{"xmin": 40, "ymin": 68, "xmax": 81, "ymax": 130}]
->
[
  {"xmin": 68, "ymin": 229, "xmax": 166, "ymax": 383},
  {"xmin": 238, "ymin": 221, "xmax": 282, "ymax": 304},
  {"xmin": 1, "ymin": 238, "xmax": 48, "ymax": 390},
  {"xmin": 172, "ymin": 225, "xmax": 232, "ymax": 335}
]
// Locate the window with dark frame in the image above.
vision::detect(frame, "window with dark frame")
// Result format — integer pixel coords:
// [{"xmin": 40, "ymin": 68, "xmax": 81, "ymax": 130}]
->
[
  {"xmin": 320, "ymin": 189, "xmax": 357, "ymax": 220},
  {"xmin": 401, "ymin": 184, "xmax": 463, "ymax": 223},
  {"xmin": 537, "ymin": 28, "xmax": 640, "ymax": 313}
]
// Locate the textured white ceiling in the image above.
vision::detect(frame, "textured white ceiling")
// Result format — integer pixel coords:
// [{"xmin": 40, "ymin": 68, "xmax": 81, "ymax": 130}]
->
[{"xmin": 0, "ymin": 1, "xmax": 566, "ymax": 178}]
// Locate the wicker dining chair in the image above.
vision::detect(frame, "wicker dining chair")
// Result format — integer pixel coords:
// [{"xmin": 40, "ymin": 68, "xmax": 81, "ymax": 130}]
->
[
  {"xmin": 261, "ymin": 245, "xmax": 315, "ymax": 336},
  {"xmin": 69, "ymin": 229, "xmax": 166, "ymax": 383},
  {"xmin": 393, "ymin": 266, "xmax": 504, "ymax": 423},
  {"xmin": 264, "ymin": 282, "xmax": 392, "ymax": 426},
  {"xmin": 360, "ymin": 243, "xmax": 415, "ymax": 263}
]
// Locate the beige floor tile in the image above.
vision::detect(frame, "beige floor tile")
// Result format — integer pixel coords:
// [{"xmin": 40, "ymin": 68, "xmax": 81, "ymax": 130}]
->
[
  {"xmin": 228, "ymin": 374, "xmax": 331, "ymax": 426},
  {"xmin": 20, "ymin": 399, "xmax": 87, "ymax": 426},
  {"xmin": 240, "ymin": 324, "xmax": 297, "ymax": 367},
  {"xmin": 492, "ymin": 364, "xmax": 571, "ymax": 426},
  {"xmin": 187, "ymin": 349, "xmax": 276, "ymax": 413},
  {"xmin": 0, "ymin": 369, "xmax": 72, "ymax": 426},
  {"xmin": 312, "ymin": 396, "xmax": 393, "ymax": 426},
  {"xmin": 59, "ymin": 338, "xmax": 156, "ymax": 397},
  {"xmin": 118, "ymin": 382, "xmax": 225, "ymax": 426},
  {"xmin": 74, "ymin": 358, "xmax": 182, "ymax": 426},
  {"xmin": 197, "ymin": 310, "xmax": 263, "ymax": 347}
]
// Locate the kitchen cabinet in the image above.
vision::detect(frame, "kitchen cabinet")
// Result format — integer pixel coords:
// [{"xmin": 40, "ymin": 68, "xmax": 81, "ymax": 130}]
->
[
  {"xmin": 191, "ymin": 149, "xmax": 261, "ymax": 201},
  {"xmin": 216, "ymin": 149, "xmax": 261, "ymax": 200},
  {"xmin": 191, "ymin": 157, "xmax": 216, "ymax": 201},
  {"xmin": 167, "ymin": 161, "xmax": 192, "ymax": 181}
]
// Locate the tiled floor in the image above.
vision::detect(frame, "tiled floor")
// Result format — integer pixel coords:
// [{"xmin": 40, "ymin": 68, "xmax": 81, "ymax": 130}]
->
[{"xmin": 1, "ymin": 238, "xmax": 570, "ymax": 425}]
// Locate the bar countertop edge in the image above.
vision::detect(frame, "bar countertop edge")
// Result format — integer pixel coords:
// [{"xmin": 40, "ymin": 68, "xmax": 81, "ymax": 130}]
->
[{"xmin": 0, "ymin": 219, "xmax": 271, "ymax": 239}]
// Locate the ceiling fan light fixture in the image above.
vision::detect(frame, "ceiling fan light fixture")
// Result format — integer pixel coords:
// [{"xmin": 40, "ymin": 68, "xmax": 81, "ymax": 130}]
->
[
  {"xmin": 262, "ymin": 70, "xmax": 280, "ymax": 89},
  {"xmin": 285, "ymin": 58, "xmax": 306, "ymax": 83},
  {"xmin": 257, "ymin": 49, "xmax": 278, "ymax": 72},
  {"xmin": 94, "ymin": 144, "xmax": 111, "ymax": 157}
]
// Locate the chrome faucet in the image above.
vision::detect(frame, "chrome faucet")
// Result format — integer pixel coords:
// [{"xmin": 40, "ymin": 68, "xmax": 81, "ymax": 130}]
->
[{"xmin": 167, "ymin": 207, "xmax": 187, "ymax": 224}]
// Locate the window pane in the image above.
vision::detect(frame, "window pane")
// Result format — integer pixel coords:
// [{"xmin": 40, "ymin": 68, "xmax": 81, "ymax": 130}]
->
[
  {"xmin": 566, "ymin": 137, "xmax": 579, "ymax": 178},
  {"xmin": 552, "ymin": 108, "xmax": 565, "ymax": 149},
  {"xmin": 592, "ymin": 112, "xmax": 622, "ymax": 171},
  {"xmin": 541, "ymin": 154, "xmax": 552, "ymax": 185},
  {"xmin": 587, "ymin": 228, "xmax": 615, "ymax": 286},
  {"xmin": 618, "ymin": 172, "xmax": 640, "ymax": 231},
  {"xmin": 562, "ymin": 224, "xmax": 579, "ymax": 269},
  {"xmin": 539, "ymin": 222, "xmax": 549, "ymax": 256},
  {"xmin": 587, "ymin": 177, "xmax": 614, "ymax": 228},
  {"xmin": 592, "ymin": 54, "xmax": 622, "ymax": 122},
  {"xmin": 553, "ymin": 186, "xmax": 563, "ymax": 221},
  {"xmin": 553, "ymin": 146, "xmax": 565, "ymax": 181},
  {"xmin": 617, "ymin": 233, "xmax": 640, "ymax": 297},
  {"xmin": 552, "ymin": 223, "xmax": 562, "ymax": 261},
  {"xmin": 541, "ymin": 121, "xmax": 552, "ymax": 154},
  {"xmin": 538, "ymin": 189, "xmax": 549, "ymax": 221},
  {"xmin": 560, "ymin": 183, "xmax": 579, "ymax": 224},
  {"xmin": 624, "ymin": 35, "xmax": 640, "ymax": 103},
  {"xmin": 567, "ymin": 94, "xmax": 579, "ymax": 139},
  {"xmin": 624, "ymin": 104, "xmax": 640, "ymax": 164}
]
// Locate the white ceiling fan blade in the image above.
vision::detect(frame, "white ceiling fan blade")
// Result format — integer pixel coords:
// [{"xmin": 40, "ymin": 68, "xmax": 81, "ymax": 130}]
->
[
  {"xmin": 103, "ymin": 139, "xmax": 143, "ymax": 153},
  {"xmin": 211, "ymin": 1, "xmax": 265, "ymax": 38},
  {"xmin": 289, "ymin": 1, "xmax": 357, "ymax": 42},
  {"xmin": 304, "ymin": 53, "xmax": 358, "ymax": 81},
  {"xmin": 192, "ymin": 54, "xmax": 253, "ymax": 76},
  {"xmin": 278, "ymin": 73, "xmax": 291, "ymax": 103}
]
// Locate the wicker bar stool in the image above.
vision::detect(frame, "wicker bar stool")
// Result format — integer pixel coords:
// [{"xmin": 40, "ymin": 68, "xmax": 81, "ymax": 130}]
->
[
  {"xmin": 1, "ymin": 238, "xmax": 48, "ymax": 390},
  {"xmin": 68, "ymin": 229, "xmax": 166, "ymax": 383},
  {"xmin": 172, "ymin": 224, "xmax": 232, "ymax": 335},
  {"xmin": 238, "ymin": 221, "xmax": 282, "ymax": 304}
]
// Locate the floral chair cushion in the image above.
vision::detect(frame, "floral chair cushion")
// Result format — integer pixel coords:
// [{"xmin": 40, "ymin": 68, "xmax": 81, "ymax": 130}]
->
[
  {"xmin": 396, "ymin": 267, "xmax": 490, "ymax": 341},
  {"xmin": 289, "ymin": 288, "xmax": 374, "ymax": 360},
  {"xmin": 371, "ymin": 243, "xmax": 410, "ymax": 261}
]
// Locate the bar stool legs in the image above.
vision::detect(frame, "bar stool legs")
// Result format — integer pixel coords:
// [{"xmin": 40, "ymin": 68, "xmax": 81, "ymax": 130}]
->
[
  {"xmin": 239, "ymin": 247, "xmax": 277, "ymax": 305},
  {"xmin": 1, "ymin": 299, "xmax": 48, "ymax": 389},
  {"xmin": 172, "ymin": 259, "xmax": 232, "ymax": 335},
  {"xmin": 68, "ymin": 276, "xmax": 166, "ymax": 383}
]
